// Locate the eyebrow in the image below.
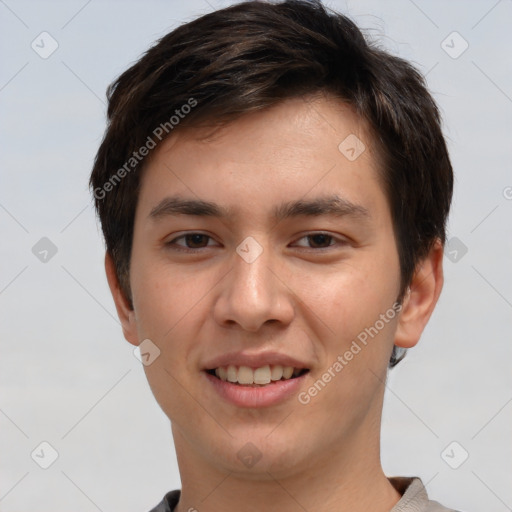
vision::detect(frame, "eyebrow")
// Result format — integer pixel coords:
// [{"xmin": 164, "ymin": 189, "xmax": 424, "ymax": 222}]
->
[{"xmin": 149, "ymin": 194, "xmax": 370, "ymax": 222}]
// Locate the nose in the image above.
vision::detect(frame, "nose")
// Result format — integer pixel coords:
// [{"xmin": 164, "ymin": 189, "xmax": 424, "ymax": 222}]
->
[{"xmin": 213, "ymin": 240, "xmax": 295, "ymax": 332}]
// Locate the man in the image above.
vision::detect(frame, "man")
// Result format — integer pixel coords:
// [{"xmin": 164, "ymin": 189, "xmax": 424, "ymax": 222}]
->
[{"xmin": 90, "ymin": 1, "xmax": 459, "ymax": 510}]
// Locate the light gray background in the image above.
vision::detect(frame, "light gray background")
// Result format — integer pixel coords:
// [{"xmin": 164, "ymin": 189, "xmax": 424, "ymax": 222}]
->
[{"xmin": 1, "ymin": 0, "xmax": 511, "ymax": 510}]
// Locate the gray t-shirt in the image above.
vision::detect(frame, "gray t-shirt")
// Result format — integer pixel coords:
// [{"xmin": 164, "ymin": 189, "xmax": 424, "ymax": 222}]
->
[{"xmin": 148, "ymin": 476, "xmax": 462, "ymax": 511}]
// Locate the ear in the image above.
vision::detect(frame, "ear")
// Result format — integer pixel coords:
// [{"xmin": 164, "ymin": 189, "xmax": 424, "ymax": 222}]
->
[
  {"xmin": 105, "ymin": 252, "xmax": 139, "ymax": 346},
  {"xmin": 394, "ymin": 238, "xmax": 444, "ymax": 349}
]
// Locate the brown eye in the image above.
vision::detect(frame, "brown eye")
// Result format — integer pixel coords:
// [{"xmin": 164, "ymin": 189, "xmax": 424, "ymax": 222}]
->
[
  {"xmin": 183, "ymin": 234, "xmax": 210, "ymax": 248},
  {"xmin": 291, "ymin": 232, "xmax": 347, "ymax": 250},
  {"xmin": 166, "ymin": 233, "xmax": 217, "ymax": 251},
  {"xmin": 306, "ymin": 234, "xmax": 334, "ymax": 248}
]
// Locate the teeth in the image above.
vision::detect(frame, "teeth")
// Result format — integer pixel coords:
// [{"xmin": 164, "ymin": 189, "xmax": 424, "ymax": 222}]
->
[
  {"xmin": 271, "ymin": 365, "xmax": 283, "ymax": 380},
  {"xmin": 214, "ymin": 364, "xmax": 303, "ymax": 385},
  {"xmin": 238, "ymin": 366, "xmax": 254, "ymax": 385},
  {"xmin": 216, "ymin": 366, "xmax": 228, "ymax": 381},
  {"xmin": 283, "ymin": 366, "xmax": 293, "ymax": 379},
  {"xmin": 254, "ymin": 365, "xmax": 271, "ymax": 384},
  {"xmin": 227, "ymin": 365, "xmax": 238, "ymax": 383}
]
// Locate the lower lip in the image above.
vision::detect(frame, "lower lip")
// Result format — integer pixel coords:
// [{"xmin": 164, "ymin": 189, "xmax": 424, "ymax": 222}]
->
[{"xmin": 204, "ymin": 371, "xmax": 308, "ymax": 408}]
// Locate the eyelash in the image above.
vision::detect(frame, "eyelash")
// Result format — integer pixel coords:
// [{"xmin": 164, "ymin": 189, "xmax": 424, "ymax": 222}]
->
[{"xmin": 165, "ymin": 232, "xmax": 347, "ymax": 252}]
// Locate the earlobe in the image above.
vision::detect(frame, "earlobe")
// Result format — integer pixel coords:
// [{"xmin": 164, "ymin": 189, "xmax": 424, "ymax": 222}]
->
[
  {"xmin": 104, "ymin": 252, "xmax": 139, "ymax": 346},
  {"xmin": 394, "ymin": 239, "xmax": 444, "ymax": 349}
]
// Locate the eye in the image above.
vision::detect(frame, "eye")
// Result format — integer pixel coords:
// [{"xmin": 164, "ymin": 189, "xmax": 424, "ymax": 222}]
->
[
  {"xmin": 292, "ymin": 233, "xmax": 345, "ymax": 249},
  {"xmin": 166, "ymin": 233, "xmax": 218, "ymax": 250}
]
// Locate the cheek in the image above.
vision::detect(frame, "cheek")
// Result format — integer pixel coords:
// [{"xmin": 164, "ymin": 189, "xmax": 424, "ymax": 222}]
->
[
  {"xmin": 130, "ymin": 252, "xmax": 205, "ymax": 339},
  {"xmin": 131, "ymin": 260, "xmax": 206, "ymax": 413},
  {"xmin": 129, "ymin": 253, "xmax": 223, "ymax": 387},
  {"xmin": 301, "ymin": 254, "xmax": 400, "ymax": 341},
  {"xmin": 303, "ymin": 267, "xmax": 400, "ymax": 418}
]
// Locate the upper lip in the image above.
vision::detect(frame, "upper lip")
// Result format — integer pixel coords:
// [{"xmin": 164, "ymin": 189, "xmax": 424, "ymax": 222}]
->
[{"xmin": 203, "ymin": 351, "xmax": 310, "ymax": 371}]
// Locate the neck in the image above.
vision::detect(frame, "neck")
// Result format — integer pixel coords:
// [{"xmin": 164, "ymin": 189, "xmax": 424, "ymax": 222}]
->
[{"xmin": 172, "ymin": 420, "xmax": 401, "ymax": 512}]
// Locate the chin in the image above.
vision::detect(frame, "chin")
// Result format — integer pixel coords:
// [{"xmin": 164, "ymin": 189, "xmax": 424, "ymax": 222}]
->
[{"xmin": 213, "ymin": 430, "xmax": 312, "ymax": 480}]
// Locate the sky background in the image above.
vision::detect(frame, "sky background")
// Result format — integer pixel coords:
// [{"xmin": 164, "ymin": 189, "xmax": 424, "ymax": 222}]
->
[{"xmin": 1, "ymin": 0, "xmax": 511, "ymax": 511}]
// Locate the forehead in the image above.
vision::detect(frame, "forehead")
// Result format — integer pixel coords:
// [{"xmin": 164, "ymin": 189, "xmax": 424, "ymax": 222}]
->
[
  {"xmin": 161, "ymin": 93, "xmax": 374, "ymax": 158},
  {"xmin": 136, "ymin": 94, "xmax": 386, "ymax": 222}
]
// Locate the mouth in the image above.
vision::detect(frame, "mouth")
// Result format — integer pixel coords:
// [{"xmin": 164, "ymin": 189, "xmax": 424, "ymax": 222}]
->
[{"xmin": 205, "ymin": 365, "xmax": 310, "ymax": 387}]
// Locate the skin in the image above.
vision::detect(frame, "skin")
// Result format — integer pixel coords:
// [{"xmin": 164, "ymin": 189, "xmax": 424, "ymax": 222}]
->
[{"xmin": 106, "ymin": 93, "xmax": 444, "ymax": 512}]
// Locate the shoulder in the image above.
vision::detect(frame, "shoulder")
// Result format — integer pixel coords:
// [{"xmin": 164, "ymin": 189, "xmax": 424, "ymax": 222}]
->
[
  {"xmin": 147, "ymin": 489, "xmax": 181, "ymax": 512},
  {"xmin": 389, "ymin": 476, "xmax": 464, "ymax": 512},
  {"xmin": 150, "ymin": 480, "xmax": 466, "ymax": 512}
]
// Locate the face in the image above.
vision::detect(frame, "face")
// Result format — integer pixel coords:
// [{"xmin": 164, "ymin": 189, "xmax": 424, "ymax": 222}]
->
[{"xmin": 120, "ymin": 94, "xmax": 407, "ymax": 479}]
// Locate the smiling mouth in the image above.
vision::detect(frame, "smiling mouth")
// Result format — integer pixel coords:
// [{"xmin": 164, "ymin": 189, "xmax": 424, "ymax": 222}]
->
[{"xmin": 206, "ymin": 365, "xmax": 309, "ymax": 386}]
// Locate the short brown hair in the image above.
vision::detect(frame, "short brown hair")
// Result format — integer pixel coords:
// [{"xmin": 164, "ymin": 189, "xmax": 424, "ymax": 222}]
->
[{"xmin": 90, "ymin": 0, "xmax": 453, "ymax": 367}]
